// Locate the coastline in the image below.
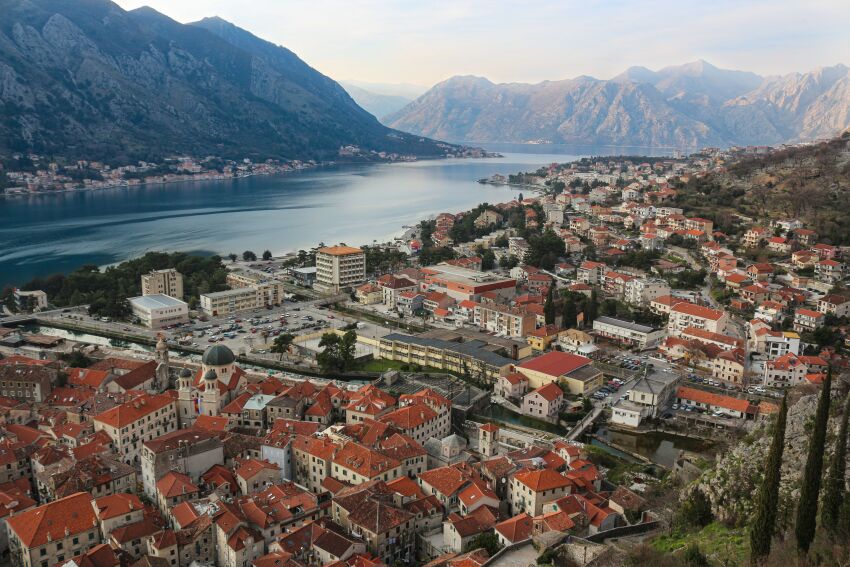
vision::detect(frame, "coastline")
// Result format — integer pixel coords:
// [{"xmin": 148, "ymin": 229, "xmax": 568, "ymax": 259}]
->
[{"xmin": 1, "ymin": 152, "xmax": 502, "ymax": 200}]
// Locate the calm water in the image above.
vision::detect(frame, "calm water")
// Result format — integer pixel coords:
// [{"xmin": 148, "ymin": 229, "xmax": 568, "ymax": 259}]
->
[
  {"xmin": 593, "ymin": 426, "xmax": 714, "ymax": 468},
  {"xmin": 0, "ymin": 152, "xmax": 579, "ymax": 286}
]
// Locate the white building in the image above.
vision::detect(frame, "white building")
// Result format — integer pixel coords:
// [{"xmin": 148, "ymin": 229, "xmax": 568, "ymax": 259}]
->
[
  {"xmin": 592, "ymin": 316, "xmax": 665, "ymax": 349},
  {"xmin": 129, "ymin": 294, "xmax": 189, "ymax": 328},
  {"xmin": 12, "ymin": 288, "xmax": 48, "ymax": 312},
  {"xmin": 315, "ymin": 245, "xmax": 366, "ymax": 293},
  {"xmin": 624, "ymin": 278, "xmax": 671, "ymax": 307}
]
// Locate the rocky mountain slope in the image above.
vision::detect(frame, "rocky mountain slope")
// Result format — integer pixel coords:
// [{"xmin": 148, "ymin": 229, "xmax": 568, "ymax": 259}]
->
[
  {"xmin": 0, "ymin": 0, "xmax": 453, "ymax": 162},
  {"xmin": 387, "ymin": 60, "xmax": 850, "ymax": 148}
]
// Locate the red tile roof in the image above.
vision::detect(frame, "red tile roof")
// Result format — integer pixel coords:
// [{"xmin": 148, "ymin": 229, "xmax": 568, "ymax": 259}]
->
[
  {"xmin": 513, "ymin": 469, "xmax": 571, "ymax": 492},
  {"xmin": 518, "ymin": 351, "xmax": 591, "ymax": 377},
  {"xmin": 92, "ymin": 393, "xmax": 173, "ymax": 428},
  {"xmin": 6, "ymin": 492, "xmax": 95, "ymax": 547}
]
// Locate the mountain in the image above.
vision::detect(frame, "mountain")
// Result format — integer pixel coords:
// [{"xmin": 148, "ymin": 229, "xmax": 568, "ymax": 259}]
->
[
  {"xmin": 387, "ymin": 61, "xmax": 850, "ymax": 148},
  {"xmin": 340, "ymin": 82, "xmax": 412, "ymax": 123},
  {"xmin": 341, "ymin": 80, "xmax": 429, "ymax": 100},
  {"xmin": 0, "ymin": 0, "xmax": 454, "ymax": 162}
]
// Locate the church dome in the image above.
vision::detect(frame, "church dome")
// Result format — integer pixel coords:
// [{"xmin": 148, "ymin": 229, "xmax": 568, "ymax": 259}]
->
[
  {"xmin": 202, "ymin": 344, "xmax": 236, "ymax": 366},
  {"xmin": 203, "ymin": 369, "xmax": 218, "ymax": 381},
  {"xmin": 179, "ymin": 368, "xmax": 193, "ymax": 378}
]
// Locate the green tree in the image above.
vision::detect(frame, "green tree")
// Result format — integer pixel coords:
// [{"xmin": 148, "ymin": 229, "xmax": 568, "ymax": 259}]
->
[
  {"xmin": 676, "ymin": 488, "xmax": 713, "ymax": 529},
  {"xmin": 316, "ymin": 330, "xmax": 357, "ymax": 373},
  {"xmin": 750, "ymin": 394, "xmax": 788, "ymax": 561},
  {"xmin": 561, "ymin": 296, "xmax": 577, "ymax": 329},
  {"xmin": 262, "ymin": 250, "xmax": 273, "ymax": 261},
  {"xmin": 544, "ymin": 284, "xmax": 556, "ymax": 325},
  {"xmin": 228, "ymin": 253, "xmax": 237, "ymax": 263},
  {"xmin": 242, "ymin": 250, "xmax": 257, "ymax": 261},
  {"xmin": 481, "ymin": 249, "xmax": 496, "ymax": 271},
  {"xmin": 821, "ymin": 393, "xmax": 850, "ymax": 534},
  {"xmin": 584, "ymin": 289, "xmax": 599, "ymax": 326},
  {"xmin": 682, "ymin": 544, "xmax": 710, "ymax": 567},
  {"xmin": 467, "ymin": 532, "xmax": 502, "ymax": 556},
  {"xmin": 795, "ymin": 367, "xmax": 832, "ymax": 554},
  {"xmin": 270, "ymin": 333, "xmax": 295, "ymax": 360}
]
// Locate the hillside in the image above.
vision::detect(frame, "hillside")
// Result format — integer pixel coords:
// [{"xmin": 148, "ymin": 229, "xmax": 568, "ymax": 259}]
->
[
  {"xmin": 387, "ymin": 61, "xmax": 850, "ymax": 148},
  {"xmin": 673, "ymin": 132, "xmax": 850, "ymax": 244},
  {"xmin": 0, "ymin": 0, "xmax": 454, "ymax": 163}
]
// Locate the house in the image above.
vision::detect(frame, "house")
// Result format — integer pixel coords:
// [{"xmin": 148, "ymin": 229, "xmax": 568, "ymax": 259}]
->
[
  {"xmin": 92, "ymin": 393, "xmax": 177, "ymax": 466},
  {"xmin": 509, "ymin": 469, "xmax": 572, "ymax": 516},
  {"xmin": 818, "ymin": 294, "xmax": 850, "ymax": 318},
  {"xmin": 526, "ymin": 325, "xmax": 563, "ymax": 352},
  {"xmin": 767, "ymin": 236, "xmax": 791, "ymax": 254},
  {"xmin": 711, "ymin": 349, "xmax": 746, "ymax": 384},
  {"xmin": 576, "ymin": 261, "xmax": 606, "ymax": 285},
  {"xmin": 746, "ymin": 263, "xmax": 774, "ymax": 282},
  {"xmin": 764, "ymin": 353, "xmax": 828, "ymax": 388},
  {"xmin": 794, "ymin": 308, "xmax": 825, "ymax": 333},
  {"xmin": 743, "ymin": 227, "xmax": 769, "ymax": 248},
  {"xmin": 496, "ymin": 372, "xmax": 529, "ymax": 400},
  {"xmin": 494, "ymin": 513, "xmax": 533, "ymax": 547},
  {"xmin": 356, "ymin": 283, "xmax": 383, "ymax": 305},
  {"xmin": 816, "ymin": 259, "xmax": 844, "ymax": 283},
  {"xmin": 521, "ymin": 383, "xmax": 564, "ymax": 420}
]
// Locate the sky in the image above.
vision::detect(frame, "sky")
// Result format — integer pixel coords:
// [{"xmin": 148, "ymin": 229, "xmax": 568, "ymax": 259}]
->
[{"xmin": 113, "ymin": 0, "xmax": 850, "ymax": 90}]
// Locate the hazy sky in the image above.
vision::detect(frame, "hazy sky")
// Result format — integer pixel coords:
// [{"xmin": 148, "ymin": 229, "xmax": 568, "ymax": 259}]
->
[{"xmin": 114, "ymin": 0, "xmax": 850, "ymax": 88}]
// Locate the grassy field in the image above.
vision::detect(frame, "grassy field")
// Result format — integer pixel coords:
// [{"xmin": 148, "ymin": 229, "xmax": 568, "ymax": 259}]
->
[{"xmin": 652, "ymin": 522, "xmax": 748, "ymax": 566}]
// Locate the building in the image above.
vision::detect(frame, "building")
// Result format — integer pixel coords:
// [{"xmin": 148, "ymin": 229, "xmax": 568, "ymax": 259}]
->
[
  {"xmin": 420, "ymin": 264, "xmax": 516, "ymax": 302},
  {"xmin": 794, "ymin": 308, "xmax": 825, "ymax": 333},
  {"xmin": 711, "ymin": 349, "xmax": 746, "ymax": 384},
  {"xmin": 0, "ymin": 363, "xmax": 56, "ymax": 402},
  {"xmin": 675, "ymin": 386, "xmax": 753, "ymax": 419},
  {"xmin": 141, "ymin": 429, "xmax": 224, "ymax": 499},
  {"xmin": 315, "ymin": 245, "xmax": 366, "ymax": 293},
  {"xmin": 592, "ymin": 316, "xmax": 665, "ymax": 349},
  {"xmin": 521, "ymin": 383, "xmax": 564, "ymax": 420},
  {"xmin": 199, "ymin": 278, "xmax": 285, "ymax": 316},
  {"xmin": 818, "ymin": 294, "xmax": 850, "ymax": 318},
  {"xmin": 668, "ymin": 303, "xmax": 728, "ymax": 336},
  {"xmin": 474, "ymin": 303, "xmax": 536, "ymax": 338},
  {"xmin": 292, "ymin": 266, "xmax": 317, "ymax": 287},
  {"xmin": 516, "ymin": 351, "xmax": 603, "ymax": 394},
  {"xmin": 624, "ymin": 278, "xmax": 671, "ymax": 307},
  {"xmin": 12, "ymin": 289, "xmax": 48, "ymax": 312},
  {"xmin": 129, "ymin": 294, "xmax": 189, "ymax": 329},
  {"xmin": 7, "ymin": 492, "xmax": 101, "ymax": 567},
  {"xmin": 509, "ymin": 469, "xmax": 572, "ymax": 516},
  {"xmin": 378, "ymin": 333, "xmax": 513, "ymax": 383},
  {"xmin": 92, "ymin": 393, "xmax": 178, "ymax": 465},
  {"xmin": 141, "ymin": 269, "xmax": 184, "ymax": 299}
]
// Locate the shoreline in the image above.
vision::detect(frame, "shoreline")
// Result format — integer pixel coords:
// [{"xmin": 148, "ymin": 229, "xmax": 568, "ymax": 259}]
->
[{"xmin": 1, "ymin": 152, "xmax": 502, "ymax": 200}]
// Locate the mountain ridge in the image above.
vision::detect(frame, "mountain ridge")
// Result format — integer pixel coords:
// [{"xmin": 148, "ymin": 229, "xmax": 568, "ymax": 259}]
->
[
  {"xmin": 387, "ymin": 61, "xmax": 850, "ymax": 148},
  {"xmin": 0, "ymin": 0, "xmax": 454, "ymax": 162}
]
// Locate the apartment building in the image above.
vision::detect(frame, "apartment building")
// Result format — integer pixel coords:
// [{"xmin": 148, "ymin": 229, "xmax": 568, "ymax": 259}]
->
[
  {"xmin": 793, "ymin": 308, "xmax": 825, "ymax": 333},
  {"xmin": 577, "ymin": 261, "xmax": 606, "ymax": 285},
  {"xmin": 474, "ymin": 303, "xmax": 536, "ymax": 338},
  {"xmin": 668, "ymin": 303, "xmax": 728, "ymax": 336},
  {"xmin": 0, "ymin": 363, "xmax": 56, "ymax": 402},
  {"xmin": 7, "ymin": 492, "xmax": 101, "ymax": 567},
  {"xmin": 624, "ymin": 278, "xmax": 671, "ymax": 307},
  {"xmin": 129, "ymin": 294, "xmax": 189, "ymax": 328},
  {"xmin": 521, "ymin": 383, "xmax": 563, "ymax": 420},
  {"xmin": 420, "ymin": 264, "xmax": 516, "ymax": 302},
  {"xmin": 315, "ymin": 245, "xmax": 366, "ymax": 293},
  {"xmin": 141, "ymin": 268, "xmax": 184, "ymax": 299},
  {"xmin": 92, "ymin": 393, "xmax": 178, "ymax": 465},
  {"xmin": 378, "ymin": 333, "xmax": 513, "ymax": 383},
  {"xmin": 593, "ymin": 316, "xmax": 665, "ymax": 349}
]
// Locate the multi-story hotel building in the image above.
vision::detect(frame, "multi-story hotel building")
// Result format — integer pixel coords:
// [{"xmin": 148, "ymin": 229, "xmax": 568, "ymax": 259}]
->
[{"xmin": 315, "ymin": 246, "xmax": 366, "ymax": 293}]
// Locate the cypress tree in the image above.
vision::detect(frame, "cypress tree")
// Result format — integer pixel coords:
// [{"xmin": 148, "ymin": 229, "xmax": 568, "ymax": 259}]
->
[
  {"xmin": 750, "ymin": 394, "xmax": 788, "ymax": 561},
  {"xmin": 795, "ymin": 367, "xmax": 832, "ymax": 554},
  {"xmin": 544, "ymin": 284, "xmax": 556, "ymax": 325},
  {"xmin": 561, "ymin": 296, "xmax": 577, "ymax": 329},
  {"xmin": 821, "ymin": 393, "xmax": 850, "ymax": 533}
]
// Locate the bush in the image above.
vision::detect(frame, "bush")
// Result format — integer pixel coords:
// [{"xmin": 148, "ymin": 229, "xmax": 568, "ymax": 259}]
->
[{"xmin": 676, "ymin": 488, "xmax": 713, "ymax": 529}]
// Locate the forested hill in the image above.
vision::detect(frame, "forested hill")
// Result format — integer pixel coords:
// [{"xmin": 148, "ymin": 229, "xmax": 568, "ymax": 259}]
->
[
  {"xmin": 0, "ymin": 0, "xmax": 455, "ymax": 163},
  {"xmin": 673, "ymin": 132, "xmax": 850, "ymax": 244}
]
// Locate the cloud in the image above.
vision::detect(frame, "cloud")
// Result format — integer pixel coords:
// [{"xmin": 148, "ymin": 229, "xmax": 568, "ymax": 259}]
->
[{"xmin": 113, "ymin": 0, "xmax": 850, "ymax": 86}]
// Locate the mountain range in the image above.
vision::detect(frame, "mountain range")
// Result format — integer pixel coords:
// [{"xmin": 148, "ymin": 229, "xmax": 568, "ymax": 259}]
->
[
  {"xmin": 386, "ymin": 60, "xmax": 850, "ymax": 148},
  {"xmin": 0, "ymin": 0, "xmax": 453, "ymax": 163},
  {"xmin": 340, "ymin": 82, "xmax": 414, "ymax": 122}
]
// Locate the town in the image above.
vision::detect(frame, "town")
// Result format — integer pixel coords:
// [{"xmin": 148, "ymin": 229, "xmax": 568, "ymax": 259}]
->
[{"xmin": 0, "ymin": 141, "xmax": 848, "ymax": 567}]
